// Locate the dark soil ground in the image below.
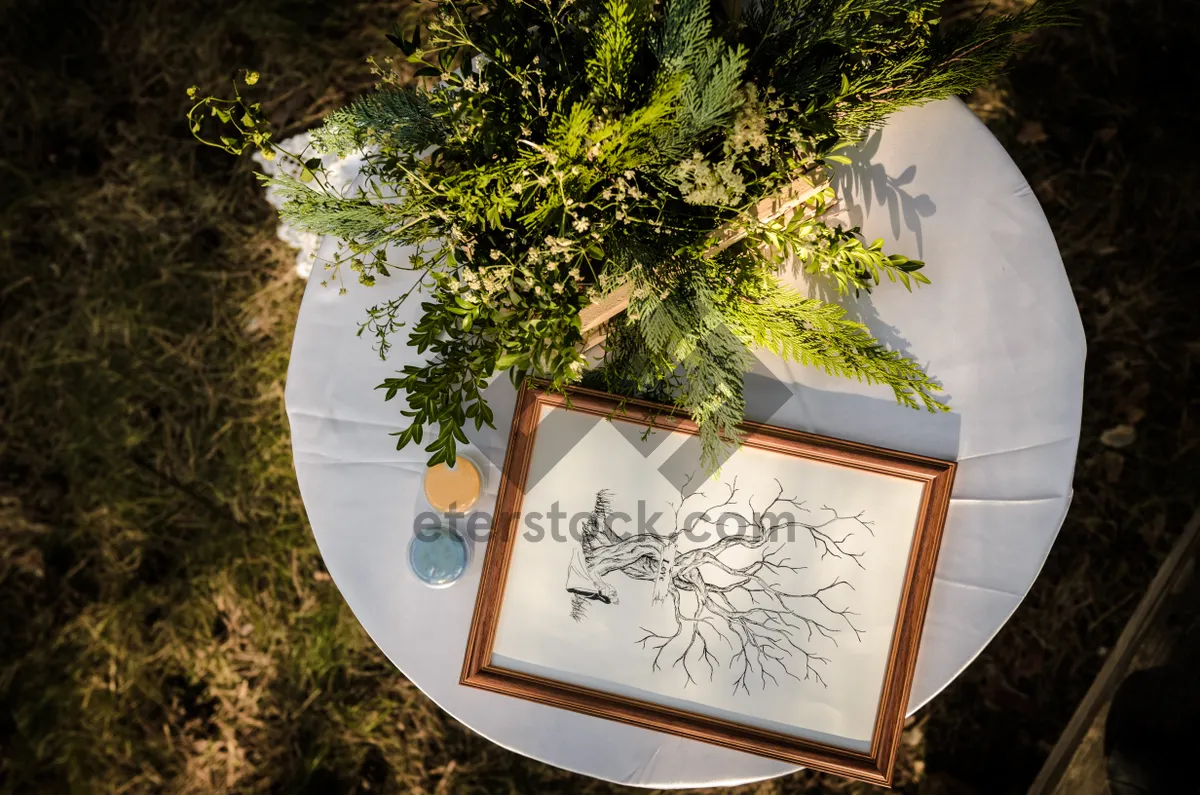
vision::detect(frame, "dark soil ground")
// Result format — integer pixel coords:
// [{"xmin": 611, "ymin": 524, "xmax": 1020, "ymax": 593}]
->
[{"xmin": 1, "ymin": 1, "xmax": 1196, "ymax": 793}]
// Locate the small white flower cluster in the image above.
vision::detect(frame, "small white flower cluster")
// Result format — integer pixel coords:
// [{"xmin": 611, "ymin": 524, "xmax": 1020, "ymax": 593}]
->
[
  {"xmin": 461, "ymin": 75, "xmax": 490, "ymax": 93},
  {"xmin": 446, "ymin": 262, "xmax": 513, "ymax": 302},
  {"xmin": 795, "ymin": 222, "xmax": 840, "ymax": 273},
  {"xmin": 493, "ymin": 234, "xmax": 584, "ymax": 299},
  {"xmin": 672, "ymin": 83, "xmax": 793, "ymax": 208},
  {"xmin": 674, "ymin": 151, "xmax": 747, "ymax": 207},
  {"xmin": 514, "ymin": 55, "xmax": 553, "ymax": 118},
  {"xmin": 599, "ymin": 170, "xmax": 645, "ymax": 224},
  {"xmin": 725, "ymin": 85, "xmax": 769, "ymax": 156},
  {"xmin": 543, "ymin": 235, "xmax": 575, "ymax": 259}
]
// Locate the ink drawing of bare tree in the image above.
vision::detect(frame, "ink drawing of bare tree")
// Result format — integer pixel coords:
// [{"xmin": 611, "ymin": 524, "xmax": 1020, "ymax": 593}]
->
[{"xmin": 564, "ymin": 476, "xmax": 875, "ymax": 694}]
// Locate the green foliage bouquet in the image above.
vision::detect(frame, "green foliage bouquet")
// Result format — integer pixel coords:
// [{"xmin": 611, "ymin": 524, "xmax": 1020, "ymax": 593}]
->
[{"xmin": 191, "ymin": 0, "xmax": 1063, "ymax": 470}]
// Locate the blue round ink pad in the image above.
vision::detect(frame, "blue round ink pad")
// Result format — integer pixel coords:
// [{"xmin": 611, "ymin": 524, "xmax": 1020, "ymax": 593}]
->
[{"xmin": 408, "ymin": 523, "xmax": 471, "ymax": 587}]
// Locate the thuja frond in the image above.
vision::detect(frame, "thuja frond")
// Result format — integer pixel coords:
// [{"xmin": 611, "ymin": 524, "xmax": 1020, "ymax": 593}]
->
[
  {"xmin": 721, "ymin": 279, "xmax": 946, "ymax": 412},
  {"xmin": 654, "ymin": 0, "xmax": 712, "ymax": 80},
  {"xmin": 919, "ymin": 2, "xmax": 1075, "ymax": 98},
  {"xmin": 682, "ymin": 41, "xmax": 750, "ymax": 138},
  {"xmin": 743, "ymin": 0, "xmax": 1069, "ymax": 139},
  {"xmin": 680, "ymin": 287, "xmax": 753, "ymax": 471},
  {"xmin": 309, "ymin": 88, "xmax": 445, "ymax": 157},
  {"xmin": 654, "ymin": 0, "xmax": 748, "ymax": 151},
  {"xmin": 262, "ymin": 174, "xmax": 401, "ymax": 243},
  {"xmin": 602, "ymin": 74, "xmax": 686, "ymax": 171},
  {"xmin": 587, "ymin": 0, "xmax": 646, "ymax": 105},
  {"xmin": 629, "ymin": 272, "xmax": 752, "ymax": 470},
  {"xmin": 840, "ymin": 2, "xmax": 1074, "ymax": 132}
]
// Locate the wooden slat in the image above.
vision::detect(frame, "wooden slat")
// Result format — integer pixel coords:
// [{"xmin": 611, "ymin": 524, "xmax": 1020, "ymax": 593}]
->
[
  {"xmin": 576, "ymin": 169, "xmax": 827, "ymax": 351},
  {"xmin": 704, "ymin": 170, "xmax": 828, "ymax": 257},
  {"xmin": 578, "ymin": 282, "xmax": 633, "ymax": 335},
  {"xmin": 1027, "ymin": 506, "xmax": 1200, "ymax": 795}
]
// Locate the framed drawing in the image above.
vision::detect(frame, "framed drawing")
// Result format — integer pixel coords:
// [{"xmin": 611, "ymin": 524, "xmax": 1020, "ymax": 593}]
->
[{"xmin": 461, "ymin": 382, "xmax": 955, "ymax": 786}]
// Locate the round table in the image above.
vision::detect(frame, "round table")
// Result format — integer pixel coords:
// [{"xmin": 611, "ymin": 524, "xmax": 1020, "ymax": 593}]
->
[{"xmin": 281, "ymin": 98, "xmax": 1084, "ymax": 788}]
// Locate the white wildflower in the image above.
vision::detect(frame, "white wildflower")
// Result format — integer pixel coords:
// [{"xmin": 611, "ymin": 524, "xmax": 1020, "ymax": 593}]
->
[
  {"xmin": 545, "ymin": 236, "xmax": 574, "ymax": 256},
  {"xmin": 674, "ymin": 152, "xmax": 745, "ymax": 206},
  {"xmin": 726, "ymin": 84, "xmax": 769, "ymax": 155}
]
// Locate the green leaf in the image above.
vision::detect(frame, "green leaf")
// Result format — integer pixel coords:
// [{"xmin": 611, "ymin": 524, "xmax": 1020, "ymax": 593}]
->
[
  {"xmin": 496, "ymin": 352, "xmax": 523, "ymax": 369},
  {"xmin": 397, "ymin": 31, "xmax": 415, "ymax": 56}
]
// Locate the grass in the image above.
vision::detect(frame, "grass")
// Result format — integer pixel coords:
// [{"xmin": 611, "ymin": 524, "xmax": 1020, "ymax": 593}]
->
[{"xmin": 0, "ymin": 0, "xmax": 1196, "ymax": 793}]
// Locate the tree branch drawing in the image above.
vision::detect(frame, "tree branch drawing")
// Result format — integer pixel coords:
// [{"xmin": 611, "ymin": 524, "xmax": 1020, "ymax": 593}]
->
[{"xmin": 563, "ymin": 477, "xmax": 875, "ymax": 694}]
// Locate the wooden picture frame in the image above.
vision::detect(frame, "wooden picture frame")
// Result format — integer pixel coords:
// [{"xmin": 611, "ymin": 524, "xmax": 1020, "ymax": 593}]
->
[{"xmin": 462, "ymin": 381, "xmax": 955, "ymax": 786}]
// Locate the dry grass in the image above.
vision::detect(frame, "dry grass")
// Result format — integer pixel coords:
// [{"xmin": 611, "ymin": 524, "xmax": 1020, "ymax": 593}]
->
[{"xmin": 0, "ymin": 0, "xmax": 1196, "ymax": 793}]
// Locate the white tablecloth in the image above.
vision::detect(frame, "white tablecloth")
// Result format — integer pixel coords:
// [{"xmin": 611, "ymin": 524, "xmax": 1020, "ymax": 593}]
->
[{"xmin": 282, "ymin": 98, "xmax": 1084, "ymax": 787}]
